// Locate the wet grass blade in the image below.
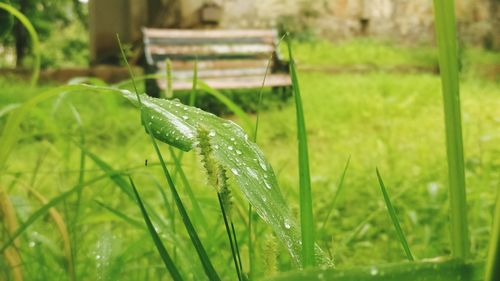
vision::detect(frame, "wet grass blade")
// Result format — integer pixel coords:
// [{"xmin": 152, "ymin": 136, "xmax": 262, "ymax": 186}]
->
[
  {"xmin": 432, "ymin": 0, "xmax": 469, "ymax": 259},
  {"xmin": 129, "ymin": 177, "xmax": 183, "ymax": 281},
  {"xmin": 118, "ymin": 36, "xmax": 221, "ymax": 279},
  {"xmin": 286, "ymin": 35, "xmax": 315, "ymax": 268},
  {"xmin": 143, "ymin": 113, "xmax": 221, "ymax": 281},
  {"xmin": 376, "ymin": 168, "xmax": 414, "ymax": 261},
  {"xmin": 485, "ymin": 189, "xmax": 500, "ymax": 281}
]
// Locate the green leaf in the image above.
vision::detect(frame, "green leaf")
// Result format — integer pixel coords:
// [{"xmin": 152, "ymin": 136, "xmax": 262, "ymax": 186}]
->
[
  {"xmin": 122, "ymin": 91, "xmax": 329, "ymax": 266},
  {"xmin": 376, "ymin": 168, "xmax": 414, "ymax": 261},
  {"xmin": 129, "ymin": 177, "xmax": 184, "ymax": 281},
  {"xmin": 265, "ymin": 259, "xmax": 484, "ymax": 281},
  {"xmin": 432, "ymin": 0, "xmax": 469, "ymax": 259},
  {"xmin": 286, "ymin": 35, "xmax": 315, "ymax": 268}
]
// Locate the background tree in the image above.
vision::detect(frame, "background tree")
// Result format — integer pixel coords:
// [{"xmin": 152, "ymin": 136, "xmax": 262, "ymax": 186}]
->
[{"xmin": 0, "ymin": 0, "xmax": 86, "ymax": 67}]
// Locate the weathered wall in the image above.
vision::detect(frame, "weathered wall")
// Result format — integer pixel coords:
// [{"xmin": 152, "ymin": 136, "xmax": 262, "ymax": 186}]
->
[{"xmin": 218, "ymin": 0, "xmax": 498, "ymax": 47}]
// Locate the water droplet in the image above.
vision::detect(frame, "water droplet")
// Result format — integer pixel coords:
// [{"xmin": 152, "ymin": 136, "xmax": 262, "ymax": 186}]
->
[
  {"xmin": 264, "ymin": 181, "xmax": 272, "ymax": 190},
  {"xmin": 231, "ymin": 168, "xmax": 239, "ymax": 175},
  {"xmin": 230, "ymin": 137, "xmax": 235, "ymax": 141},
  {"xmin": 183, "ymin": 107, "xmax": 188, "ymax": 110},
  {"xmin": 28, "ymin": 241, "xmax": 36, "ymax": 248},
  {"xmin": 208, "ymin": 131, "xmax": 216, "ymax": 137},
  {"xmin": 96, "ymin": 255, "xmax": 102, "ymax": 260},
  {"xmin": 182, "ymin": 115, "xmax": 189, "ymax": 120},
  {"xmin": 284, "ymin": 219, "xmax": 291, "ymax": 229},
  {"xmin": 259, "ymin": 159, "xmax": 267, "ymax": 171},
  {"xmin": 228, "ymin": 146, "xmax": 233, "ymax": 151},
  {"xmin": 370, "ymin": 267, "xmax": 378, "ymax": 276},
  {"xmin": 236, "ymin": 150, "xmax": 242, "ymax": 155},
  {"xmin": 214, "ymin": 144, "xmax": 219, "ymax": 149}
]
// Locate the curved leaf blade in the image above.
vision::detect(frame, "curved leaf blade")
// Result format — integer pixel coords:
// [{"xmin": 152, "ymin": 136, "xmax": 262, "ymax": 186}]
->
[{"xmin": 123, "ymin": 92, "xmax": 328, "ymax": 265}]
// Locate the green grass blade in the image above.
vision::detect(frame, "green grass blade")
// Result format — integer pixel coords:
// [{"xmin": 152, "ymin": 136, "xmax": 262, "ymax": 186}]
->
[
  {"xmin": 164, "ymin": 59, "xmax": 173, "ymax": 99},
  {"xmin": 197, "ymin": 81, "xmax": 254, "ymax": 134},
  {"xmin": 168, "ymin": 146, "xmax": 209, "ymax": 231},
  {"xmin": 94, "ymin": 200, "xmax": 144, "ymax": 228},
  {"xmin": 0, "ymin": 174, "xmax": 110, "ymax": 253},
  {"xmin": 432, "ymin": 0, "xmax": 469, "ymax": 259},
  {"xmin": 376, "ymin": 168, "xmax": 414, "ymax": 261},
  {"xmin": 189, "ymin": 59, "xmax": 198, "ymax": 106},
  {"xmin": 217, "ymin": 193, "xmax": 243, "ymax": 281},
  {"xmin": 320, "ymin": 155, "xmax": 351, "ymax": 233},
  {"xmin": 117, "ymin": 37, "xmax": 220, "ymax": 280},
  {"xmin": 142, "ymin": 114, "xmax": 221, "ymax": 281},
  {"xmin": 485, "ymin": 189, "xmax": 500, "ymax": 281},
  {"xmin": 265, "ymin": 260, "xmax": 484, "ymax": 281},
  {"xmin": 129, "ymin": 177, "xmax": 184, "ymax": 281},
  {"xmin": 120, "ymin": 90, "xmax": 330, "ymax": 265},
  {"xmin": 286, "ymin": 35, "xmax": 315, "ymax": 268},
  {"xmin": 0, "ymin": 2, "xmax": 40, "ymax": 86}
]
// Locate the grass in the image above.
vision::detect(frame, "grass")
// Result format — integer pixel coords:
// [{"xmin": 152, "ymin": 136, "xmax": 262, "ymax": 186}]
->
[
  {"xmin": 287, "ymin": 36, "xmax": 315, "ymax": 268},
  {"xmin": 1, "ymin": 39, "xmax": 499, "ymax": 279}
]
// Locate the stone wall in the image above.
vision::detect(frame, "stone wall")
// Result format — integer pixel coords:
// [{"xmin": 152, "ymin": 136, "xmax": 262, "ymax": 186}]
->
[{"xmin": 218, "ymin": 0, "xmax": 499, "ymax": 47}]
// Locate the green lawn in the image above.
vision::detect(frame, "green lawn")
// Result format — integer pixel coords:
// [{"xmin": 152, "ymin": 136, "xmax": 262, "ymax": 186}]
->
[{"xmin": 1, "ymin": 42, "xmax": 499, "ymax": 280}]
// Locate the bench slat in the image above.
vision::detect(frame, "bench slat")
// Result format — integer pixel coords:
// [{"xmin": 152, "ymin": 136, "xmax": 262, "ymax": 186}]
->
[
  {"xmin": 157, "ymin": 74, "xmax": 291, "ymax": 91},
  {"xmin": 143, "ymin": 28, "xmax": 277, "ymax": 39},
  {"xmin": 157, "ymin": 68, "xmax": 269, "ymax": 79},
  {"xmin": 148, "ymin": 44, "xmax": 274, "ymax": 56},
  {"xmin": 151, "ymin": 53, "xmax": 271, "ymax": 62},
  {"xmin": 146, "ymin": 36, "xmax": 275, "ymax": 45},
  {"xmin": 157, "ymin": 59, "xmax": 270, "ymax": 71}
]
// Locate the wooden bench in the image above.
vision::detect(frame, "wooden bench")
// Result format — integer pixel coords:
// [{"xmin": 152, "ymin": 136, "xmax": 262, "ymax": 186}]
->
[{"xmin": 142, "ymin": 28, "xmax": 291, "ymax": 97}]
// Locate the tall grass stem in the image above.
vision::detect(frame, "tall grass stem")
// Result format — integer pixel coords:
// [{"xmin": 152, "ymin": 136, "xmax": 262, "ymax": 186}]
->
[{"xmin": 432, "ymin": 0, "xmax": 469, "ymax": 259}]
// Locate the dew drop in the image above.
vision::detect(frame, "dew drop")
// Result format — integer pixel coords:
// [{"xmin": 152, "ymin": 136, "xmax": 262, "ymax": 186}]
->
[
  {"xmin": 182, "ymin": 115, "xmax": 189, "ymax": 120},
  {"xmin": 259, "ymin": 159, "xmax": 267, "ymax": 171},
  {"xmin": 284, "ymin": 219, "xmax": 291, "ymax": 229},
  {"xmin": 264, "ymin": 181, "xmax": 272, "ymax": 190},
  {"xmin": 236, "ymin": 150, "xmax": 242, "ymax": 155},
  {"xmin": 370, "ymin": 267, "xmax": 379, "ymax": 276},
  {"xmin": 214, "ymin": 144, "xmax": 219, "ymax": 149},
  {"xmin": 28, "ymin": 241, "xmax": 36, "ymax": 248},
  {"xmin": 208, "ymin": 131, "xmax": 216, "ymax": 137},
  {"xmin": 228, "ymin": 146, "xmax": 234, "ymax": 151},
  {"xmin": 96, "ymin": 255, "xmax": 102, "ymax": 260},
  {"xmin": 230, "ymin": 137, "xmax": 235, "ymax": 141},
  {"xmin": 231, "ymin": 168, "xmax": 239, "ymax": 175}
]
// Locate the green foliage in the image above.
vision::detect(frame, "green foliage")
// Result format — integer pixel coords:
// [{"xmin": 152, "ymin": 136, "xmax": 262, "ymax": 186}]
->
[
  {"xmin": 0, "ymin": 0, "xmax": 14, "ymax": 39},
  {"xmin": 432, "ymin": 0, "xmax": 469, "ymax": 259},
  {"xmin": 286, "ymin": 36, "xmax": 316, "ymax": 268},
  {"xmin": 376, "ymin": 168, "xmax": 414, "ymax": 261},
  {"xmin": 0, "ymin": 2, "xmax": 40, "ymax": 85},
  {"xmin": 122, "ymin": 90, "xmax": 329, "ymax": 266}
]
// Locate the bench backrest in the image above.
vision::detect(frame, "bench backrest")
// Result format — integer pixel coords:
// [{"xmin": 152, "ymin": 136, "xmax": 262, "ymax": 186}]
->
[{"xmin": 142, "ymin": 28, "xmax": 281, "ymax": 80}]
